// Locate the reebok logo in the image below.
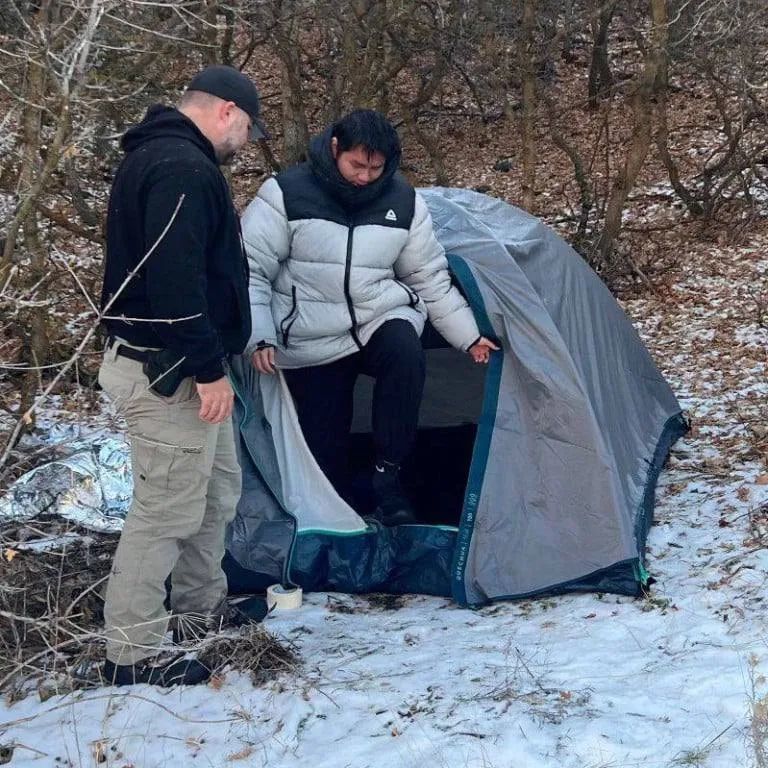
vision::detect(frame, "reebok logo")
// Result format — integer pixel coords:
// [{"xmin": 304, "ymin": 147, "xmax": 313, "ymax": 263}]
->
[{"xmin": 385, "ymin": 209, "xmax": 397, "ymax": 222}]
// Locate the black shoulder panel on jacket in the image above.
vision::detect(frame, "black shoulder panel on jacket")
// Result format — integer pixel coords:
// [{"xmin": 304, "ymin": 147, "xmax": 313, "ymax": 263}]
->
[
  {"xmin": 352, "ymin": 174, "xmax": 415, "ymax": 230},
  {"xmin": 277, "ymin": 165, "xmax": 416, "ymax": 230},
  {"xmin": 277, "ymin": 164, "xmax": 348, "ymax": 225}
]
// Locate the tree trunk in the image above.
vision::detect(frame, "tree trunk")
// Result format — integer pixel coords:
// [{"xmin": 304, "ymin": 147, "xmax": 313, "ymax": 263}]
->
[
  {"xmin": 587, "ymin": 0, "xmax": 616, "ymax": 109},
  {"xmin": 2, "ymin": 96, "xmax": 72, "ymax": 270},
  {"xmin": 278, "ymin": 49, "xmax": 310, "ymax": 165},
  {"xmin": 520, "ymin": 0, "xmax": 537, "ymax": 212},
  {"xmin": 200, "ymin": 1, "xmax": 219, "ymax": 66},
  {"xmin": 542, "ymin": 91, "xmax": 593, "ymax": 252},
  {"xmin": 653, "ymin": 22, "xmax": 703, "ymax": 217},
  {"xmin": 219, "ymin": 6, "xmax": 235, "ymax": 65},
  {"xmin": 272, "ymin": 3, "xmax": 309, "ymax": 166},
  {"xmin": 3, "ymin": 12, "xmax": 47, "ymax": 271},
  {"xmin": 594, "ymin": 0, "xmax": 668, "ymax": 271},
  {"xmin": 402, "ymin": 109, "xmax": 449, "ymax": 185}
]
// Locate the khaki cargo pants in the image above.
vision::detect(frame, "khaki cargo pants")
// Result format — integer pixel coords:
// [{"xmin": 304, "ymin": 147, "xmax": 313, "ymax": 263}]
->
[{"xmin": 99, "ymin": 343, "xmax": 241, "ymax": 665}]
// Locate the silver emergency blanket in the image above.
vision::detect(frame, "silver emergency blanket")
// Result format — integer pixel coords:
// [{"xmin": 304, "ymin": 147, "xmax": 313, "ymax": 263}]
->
[{"xmin": 0, "ymin": 434, "xmax": 130, "ymax": 533}]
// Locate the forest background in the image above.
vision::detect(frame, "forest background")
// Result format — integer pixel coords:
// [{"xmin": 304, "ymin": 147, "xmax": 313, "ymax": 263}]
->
[{"xmin": 0, "ymin": 0, "xmax": 766, "ymax": 477}]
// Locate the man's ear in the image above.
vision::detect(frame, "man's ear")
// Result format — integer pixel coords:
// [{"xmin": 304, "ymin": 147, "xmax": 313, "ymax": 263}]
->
[
  {"xmin": 220, "ymin": 99, "xmax": 236, "ymax": 125},
  {"xmin": 330, "ymin": 136, "xmax": 338, "ymax": 159}
]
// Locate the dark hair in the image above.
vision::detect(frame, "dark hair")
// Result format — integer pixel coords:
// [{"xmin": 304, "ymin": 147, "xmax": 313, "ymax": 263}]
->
[{"xmin": 331, "ymin": 109, "xmax": 400, "ymax": 161}]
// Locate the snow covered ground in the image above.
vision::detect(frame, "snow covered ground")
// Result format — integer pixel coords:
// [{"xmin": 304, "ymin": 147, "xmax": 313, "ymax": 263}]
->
[{"xmin": 3, "ymin": 233, "xmax": 768, "ymax": 768}]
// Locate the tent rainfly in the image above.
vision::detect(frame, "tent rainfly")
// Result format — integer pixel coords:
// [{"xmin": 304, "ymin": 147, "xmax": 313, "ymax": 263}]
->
[{"xmin": 224, "ymin": 188, "xmax": 688, "ymax": 606}]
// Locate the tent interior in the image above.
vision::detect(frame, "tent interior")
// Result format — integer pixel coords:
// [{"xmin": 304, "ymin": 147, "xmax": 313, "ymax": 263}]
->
[{"xmin": 345, "ymin": 320, "xmax": 486, "ymax": 527}]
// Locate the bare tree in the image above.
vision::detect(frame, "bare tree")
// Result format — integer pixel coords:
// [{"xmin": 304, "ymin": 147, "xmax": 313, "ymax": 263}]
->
[
  {"xmin": 658, "ymin": 0, "xmax": 768, "ymax": 225},
  {"xmin": 594, "ymin": 0, "xmax": 669, "ymax": 271},
  {"xmin": 587, "ymin": 0, "xmax": 617, "ymax": 109},
  {"xmin": 520, "ymin": 0, "xmax": 538, "ymax": 211}
]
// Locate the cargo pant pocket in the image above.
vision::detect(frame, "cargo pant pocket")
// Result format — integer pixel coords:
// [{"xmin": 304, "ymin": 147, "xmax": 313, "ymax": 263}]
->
[{"xmin": 131, "ymin": 436, "xmax": 205, "ymax": 511}]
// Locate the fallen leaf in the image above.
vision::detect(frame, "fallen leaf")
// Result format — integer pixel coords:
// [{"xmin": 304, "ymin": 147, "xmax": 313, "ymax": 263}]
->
[
  {"xmin": 92, "ymin": 741, "xmax": 107, "ymax": 764},
  {"xmin": 226, "ymin": 746, "xmax": 255, "ymax": 761}
]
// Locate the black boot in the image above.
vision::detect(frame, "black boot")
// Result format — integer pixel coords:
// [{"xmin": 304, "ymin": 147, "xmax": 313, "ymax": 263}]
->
[
  {"xmin": 371, "ymin": 461, "xmax": 417, "ymax": 526},
  {"xmin": 208, "ymin": 596, "xmax": 270, "ymax": 633},
  {"xmin": 173, "ymin": 597, "xmax": 270, "ymax": 644},
  {"xmin": 103, "ymin": 655, "xmax": 211, "ymax": 687}
]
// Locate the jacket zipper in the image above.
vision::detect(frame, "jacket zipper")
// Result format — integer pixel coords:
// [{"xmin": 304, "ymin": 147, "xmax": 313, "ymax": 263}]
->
[
  {"xmin": 280, "ymin": 285, "xmax": 298, "ymax": 347},
  {"xmin": 344, "ymin": 224, "xmax": 363, "ymax": 349},
  {"xmin": 395, "ymin": 279, "xmax": 420, "ymax": 308},
  {"xmin": 236, "ymin": 219, "xmax": 249, "ymax": 281}
]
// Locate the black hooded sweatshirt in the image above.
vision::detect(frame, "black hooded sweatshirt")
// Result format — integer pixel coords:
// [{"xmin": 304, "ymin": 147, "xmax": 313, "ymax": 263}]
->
[{"xmin": 100, "ymin": 105, "xmax": 251, "ymax": 382}]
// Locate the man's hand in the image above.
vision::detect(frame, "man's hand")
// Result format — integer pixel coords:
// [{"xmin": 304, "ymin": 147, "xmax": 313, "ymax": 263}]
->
[
  {"xmin": 251, "ymin": 345, "xmax": 276, "ymax": 375},
  {"xmin": 468, "ymin": 336, "xmax": 500, "ymax": 364},
  {"xmin": 196, "ymin": 377, "xmax": 235, "ymax": 424}
]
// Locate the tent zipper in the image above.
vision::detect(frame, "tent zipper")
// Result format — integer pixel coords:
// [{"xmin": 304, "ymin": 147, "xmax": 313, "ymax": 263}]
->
[{"xmin": 344, "ymin": 223, "xmax": 363, "ymax": 349}]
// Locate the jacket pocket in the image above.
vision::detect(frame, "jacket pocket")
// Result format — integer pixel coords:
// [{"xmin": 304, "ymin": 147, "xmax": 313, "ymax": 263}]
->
[{"xmin": 279, "ymin": 285, "xmax": 299, "ymax": 347}]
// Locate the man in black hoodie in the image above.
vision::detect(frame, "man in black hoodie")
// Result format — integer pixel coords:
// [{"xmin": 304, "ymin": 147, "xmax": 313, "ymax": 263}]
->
[{"xmin": 99, "ymin": 66, "xmax": 267, "ymax": 687}]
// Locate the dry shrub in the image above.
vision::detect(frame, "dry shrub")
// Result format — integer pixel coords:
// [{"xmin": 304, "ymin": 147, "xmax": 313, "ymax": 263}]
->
[
  {"xmin": 0, "ymin": 516, "xmax": 116, "ymax": 699},
  {"xmin": 0, "ymin": 516, "xmax": 300, "ymax": 699},
  {"xmin": 199, "ymin": 626, "xmax": 300, "ymax": 686}
]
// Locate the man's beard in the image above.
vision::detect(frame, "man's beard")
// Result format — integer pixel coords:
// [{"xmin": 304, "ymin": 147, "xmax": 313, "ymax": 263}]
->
[
  {"xmin": 215, "ymin": 136, "xmax": 239, "ymax": 165},
  {"xmin": 215, "ymin": 146, "xmax": 236, "ymax": 165}
]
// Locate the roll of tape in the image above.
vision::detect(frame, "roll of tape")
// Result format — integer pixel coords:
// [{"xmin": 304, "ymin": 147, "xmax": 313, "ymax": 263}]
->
[{"xmin": 266, "ymin": 584, "xmax": 303, "ymax": 610}]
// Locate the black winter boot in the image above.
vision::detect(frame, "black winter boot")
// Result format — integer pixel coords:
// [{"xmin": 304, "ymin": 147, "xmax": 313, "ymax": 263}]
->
[
  {"xmin": 103, "ymin": 655, "xmax": 211, "ymax": 687},
  {"xmin": 371, "ymin": 461, "xmax": 417, "ymax": 526}
]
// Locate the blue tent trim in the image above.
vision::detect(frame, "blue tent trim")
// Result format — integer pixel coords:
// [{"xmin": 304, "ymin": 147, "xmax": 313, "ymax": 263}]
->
[
  {"xmin": 225, "ymin": 405, "xmax": 687, "ymax": 602},
  {"xmin": 444, "ymin": 255, "xmax": 503, "ymax": 606}
]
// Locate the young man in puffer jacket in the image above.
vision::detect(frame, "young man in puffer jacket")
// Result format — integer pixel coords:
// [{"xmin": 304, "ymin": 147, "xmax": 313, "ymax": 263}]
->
[{"xmin": 241, "ymin": 110, "xmax": 498, "ymax": 525}]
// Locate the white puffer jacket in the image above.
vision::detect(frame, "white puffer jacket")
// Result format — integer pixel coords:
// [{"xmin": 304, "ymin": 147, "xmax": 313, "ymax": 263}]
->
[{"xmin": 241, "ymin": 164, "xmax": 479, "ymax": 369}]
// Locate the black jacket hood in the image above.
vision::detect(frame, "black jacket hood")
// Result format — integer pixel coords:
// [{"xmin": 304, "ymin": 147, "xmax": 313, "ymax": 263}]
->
[
  {"xmin": 308, "ymin": 125, "xmax": 400, "ymax": 211},
  {"xmin": 121, "ymin": 104, "xmax": 218, "ymax": 165}
]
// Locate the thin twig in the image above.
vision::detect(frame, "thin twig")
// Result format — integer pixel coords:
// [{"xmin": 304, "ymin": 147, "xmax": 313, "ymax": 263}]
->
[
  {"xmin": 0, "ymin": 692, "xmax": 240, "ymax": 730},
  {"xmin": 101, "ymin": 312, "xmax": 202, "ymax": 324},
  {"xmin": 52, "ymin": 246, "xmax": 99, "ymax": 316},
  {"xmin": 0, "ymin": 194, "xmax": 186, "ymax": 471}
]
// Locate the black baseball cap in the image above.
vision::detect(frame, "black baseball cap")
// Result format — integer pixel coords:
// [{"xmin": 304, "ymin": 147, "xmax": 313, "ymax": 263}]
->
[{"xmin": 187, "ymin": 65, "xmax": 269, "ymax": 140}]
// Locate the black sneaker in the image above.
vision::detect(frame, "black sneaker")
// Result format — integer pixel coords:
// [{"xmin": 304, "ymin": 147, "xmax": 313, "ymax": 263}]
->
[
  {"xmin": 103, "ymin": 655, "xmax": 211, "ymax": 687},
  {"xmin": 371, "ymin": 462, "xmax": 417, "ymax": 526}
]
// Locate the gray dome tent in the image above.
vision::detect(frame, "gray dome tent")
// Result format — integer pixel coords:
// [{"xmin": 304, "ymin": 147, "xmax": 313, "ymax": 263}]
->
[{"xmin": 224, "ymin": 188, "xmax": 687, "ymax": 606}]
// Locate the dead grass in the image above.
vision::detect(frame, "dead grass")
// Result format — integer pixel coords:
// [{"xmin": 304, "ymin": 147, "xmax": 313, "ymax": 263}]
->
[
  {"xmin": 0, "ymin": 516, "xmax": 299, "ymax": 700},
  {"xmin": 0, "ymin": 516, "xmax": 115, "ymax": 700},
  {"xmin": 749, "ymin": 655, "xmax": 768, "ymax": 768},
  {"xmin": 198, "ymin": 626, "xmax": 300, "ymax": 686},
  {"xmin": 366, "ymin": 593, "xmax": 407, "ymax": 611}
]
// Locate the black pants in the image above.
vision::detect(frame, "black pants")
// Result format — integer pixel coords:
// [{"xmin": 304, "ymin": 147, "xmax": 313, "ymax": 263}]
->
[{"xmin": 283, "ymin": 319, "xmax": 426, "ymax": 495}]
